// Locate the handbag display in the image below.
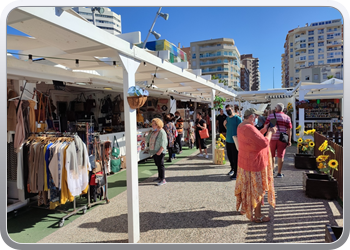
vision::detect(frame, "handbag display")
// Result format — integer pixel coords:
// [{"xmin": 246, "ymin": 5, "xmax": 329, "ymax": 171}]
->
[
  {"xmin": 113, "ymin": 94, "xmax": 124, "ymax": 113},
  {"xmin": 74, "ymin": 93, "xmax": 86, "ymax": 112},
  {"xmin": 110, "ymin": 136, "xmax": 121, "ymax": 173},
  {"xmin": 199, "ymin": 128, "xmax": 209, "ymax": 139},
  {"xmin": 273, "ymin": 112, "xmax": 289, "ymax": 144}
]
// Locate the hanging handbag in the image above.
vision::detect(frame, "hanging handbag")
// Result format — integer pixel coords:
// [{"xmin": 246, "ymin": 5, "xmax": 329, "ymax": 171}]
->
[
  {"xmin": 113, "ymin": 94, "xmax": 124, "ymax": 113},
  {"xmin": 86, "ymin": 95, "xmax": 96, "ymax": 112},
  {"xmin": 92, "ymin": 139, "xmax": 103, "ymax": 174},
  {"xmin": 110, "ymin": 136, "xmax": 121, "ymax": 173},
  {"xmin": 274, "ymin": 112, "xmax": 289, "ymax": 144},
  {"xmin": 75, "ymin": 93, "xmax": 86, "ymax": 112},
  {"xmin": 199, "ymin": 128, "xmax": 209, "ymax": 139}
]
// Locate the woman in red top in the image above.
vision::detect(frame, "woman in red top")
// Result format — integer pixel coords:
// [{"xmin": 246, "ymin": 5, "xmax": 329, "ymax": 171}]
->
[{"xmin": 235, "ymin": 108, "xmax": 277, "ymax": 223}]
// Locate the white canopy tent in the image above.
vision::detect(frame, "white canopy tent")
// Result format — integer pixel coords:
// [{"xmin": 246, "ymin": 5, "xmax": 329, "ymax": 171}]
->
[
  {"xmin": 7, "ymin": 7, "xmax": 239, "ymax": 243},
  {"xmin": 291, "ymin": 78, "xmax": 343, "ymax": 140}
]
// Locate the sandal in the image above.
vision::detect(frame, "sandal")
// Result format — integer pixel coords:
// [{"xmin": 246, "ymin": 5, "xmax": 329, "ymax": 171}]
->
[{"xmin": 254, "ymin": 215, "xmax": 270, "ymax": 223}]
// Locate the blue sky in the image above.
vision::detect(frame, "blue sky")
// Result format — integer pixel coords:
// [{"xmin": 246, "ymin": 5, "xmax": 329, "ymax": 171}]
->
[{"xmin": 7, "ymin": 7, "xmax": 343, "ymax": 90}]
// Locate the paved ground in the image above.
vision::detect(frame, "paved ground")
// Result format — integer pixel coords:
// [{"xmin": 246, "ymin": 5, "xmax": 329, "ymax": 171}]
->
[{"xmin": 38, "ymin": 145, "xmax": 343, "ymax": 243}]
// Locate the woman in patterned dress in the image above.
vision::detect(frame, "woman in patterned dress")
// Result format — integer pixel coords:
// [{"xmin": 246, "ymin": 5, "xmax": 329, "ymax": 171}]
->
[
  {"xmin": 164, "ymin": 114, "xmax": 177, "ymax": 163},
  {"xmin": 235, "ymin": 108, "xmax": 277, "ymax": 223}
]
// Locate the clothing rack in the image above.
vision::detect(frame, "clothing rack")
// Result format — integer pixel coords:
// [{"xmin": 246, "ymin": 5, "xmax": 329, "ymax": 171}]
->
[
  {"xmin": 25, "ymin": 133, "xmax": 88, "ymax": 227},
  {"xmin": 86, "ymin": 123, "xmax": 109, "ymax": 208}
]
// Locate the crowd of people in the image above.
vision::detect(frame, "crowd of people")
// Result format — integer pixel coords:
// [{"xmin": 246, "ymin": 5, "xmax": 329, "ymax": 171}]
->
[{"xmin": 145, "ymin": 103, "xmax": 292, "ymax": 223}]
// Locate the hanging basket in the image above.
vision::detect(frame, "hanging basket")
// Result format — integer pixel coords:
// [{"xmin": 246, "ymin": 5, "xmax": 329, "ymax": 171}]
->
[{"xmin": 127, "ymin": 96, "xmax": 148, "ymax": 109}]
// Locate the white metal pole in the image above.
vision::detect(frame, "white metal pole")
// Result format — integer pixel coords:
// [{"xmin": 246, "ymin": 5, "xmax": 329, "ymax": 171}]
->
[
  {"xmin": 119, "ymin": 53, "xmax": 141, "ymax": 243},
  {"xmin": 211, "ymin": 89, "xmax": 216, "ymax": 163}
]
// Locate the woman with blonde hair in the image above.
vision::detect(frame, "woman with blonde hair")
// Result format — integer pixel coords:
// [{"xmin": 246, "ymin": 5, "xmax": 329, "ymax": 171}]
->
[{"xmin": 146, "ymin": 118, "xmax": 168, "ymax": 186}]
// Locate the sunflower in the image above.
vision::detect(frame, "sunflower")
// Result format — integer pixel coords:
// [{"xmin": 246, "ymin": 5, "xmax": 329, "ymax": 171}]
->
[
  {"xmin": 328, "ymin": 160, "xmax": 339, "ymax": 169},
  {"xmin": 296, "ymin": 125, "xmax": 301, "ymax": 130},
  {"xmin": 316, "ymin": 155, "xmax": 329, "ymax": 162},
  {"xmin": 309, "ymin": 141, "xmax": 315, "ymax": 147},
  {"xmin": 319, "ymin": 140, "xmax": 328, "ymax": 152},
  {"xmin": 296, "ymin": 133, "xmax": 300, "ymax": 136},
  {"xmin": 305, "ymin": 139, "xmax": 311, "ymax": 142},
  {"xmin": 220, "ymin": 134, "xmax": 226, "ymax": 141},
  {"xmin": 304, "ymin": 130, "xmax": 309, "ymax": 135},
  {"xmin": 318, "ymin": 163, "xmax": 325, "ymax": 169},
  {"xmin": 298, "ymin": 138, "xmax": 303, "ymax": 143},
  {"xmin": 297, "ymin": 143, "xmax": 302, "ymax": 148}
]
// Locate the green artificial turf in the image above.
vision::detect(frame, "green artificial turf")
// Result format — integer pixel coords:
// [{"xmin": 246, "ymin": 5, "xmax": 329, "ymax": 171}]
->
[{"xmin": 7, "ymin": 146, "xmax": 198, "ymax": 243}]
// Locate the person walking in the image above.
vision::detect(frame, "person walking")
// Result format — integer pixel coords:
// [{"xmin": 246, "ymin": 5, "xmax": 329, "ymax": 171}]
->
[
  {"xmin": 164, "ymin": 114, "xmax": 177, "ymax": 163},
  {"xmin": 235, "ymin": 108, "xmax": 277, "ymax": 222},
  {"xmin": 174, "ymin": 111, "xmax": 184, "ymax": 154},
  {"xmin": 216, "ymin": 108, "xmax": 227, "ymax": 136},
  {"xmin": 146, "ymin": 118, "xmax": 168, "ymax": 186},
  {"xmin": 223, "ymin": 104, "xmax": 242, "ymax": 180},
  {"xmin": 194, "ymin": 112, "xmax": 208, "ymax": 158},
  {"xmin": 262, "ymin": 103, "xmax": 292, "ymax": 178}
]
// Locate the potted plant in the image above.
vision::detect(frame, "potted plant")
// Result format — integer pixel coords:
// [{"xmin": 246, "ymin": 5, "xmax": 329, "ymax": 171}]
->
[
  {"xmin": 214, "ymin": 134, "xmax": 226, "ymax": 165},
  {"xmin": 127, "ymin": 86, "xmax": 149, "ymax": 109},
  {"xmin": 213, "ymin": 96, "xmax": 226, "ymax": 110},
  {"xmin": 303, "ymin": 140, "xmax": 339, "ymax": 200},
  {"xmin": 325, "ymin": 224, "xmax": 343, "ymax": 242},
  {"xmin": 294, "ymin": 127, "xmax": 317, "ymax": 169}
]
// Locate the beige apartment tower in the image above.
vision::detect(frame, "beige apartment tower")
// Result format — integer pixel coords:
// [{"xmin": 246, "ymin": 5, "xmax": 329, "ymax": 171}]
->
[
  {"xmin": 240, "ymin": 54, "xmax": 260, "ymax": 91},
  {"xmin": 282, "ymin": 19, "xmax": 343, "ymax": 88},
  {"xmin": 189, "ymin": 38, "xmax": 241, "ymax": 89}
]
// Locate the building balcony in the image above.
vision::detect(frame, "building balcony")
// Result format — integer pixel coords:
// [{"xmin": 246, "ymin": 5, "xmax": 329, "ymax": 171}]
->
[
  {"xmin": 294, "ymin": 46, "xmax": 307, "ymax": 51},
  {"xmin": 199, "ymin": 53, "xmax": 238, "ymax": 60},
  {"xmin": 327, "ymin": 47, "xmax": 343, "ymax": 51},
  {"xmin": 202, "ymin": 68, "xmax": 229, "ymax": 73},
  {"xmin": 200, "ymin": 61, "xmax": 230, "ymax": 66},
  {"xmin": 326, "ymin": 40, "xmax": 343, "ymax": 46},
  {"xmin": 199, "ymin": 44, "xmax": 237, "ymax": 52}
]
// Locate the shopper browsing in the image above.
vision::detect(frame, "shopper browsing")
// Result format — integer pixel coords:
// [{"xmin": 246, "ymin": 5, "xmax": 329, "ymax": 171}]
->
[
  {"xmin": 164, "ymin": 114, "xmax": 177, "ymax": 163},
  {"xmin": 174, "ymin": 111, "xmax": 184, "ymax": 154},
  {"xmin": 216, "ymin": 108, "xmax": 227, "ymax": 136},
  {"xmin": 194, "ymin": 112, "xmax": 208, "ymax": 158},
  {"xmin": 262, "ymin": 103, "xmax": 292, "ymax": 178},
  {"xmin": 146, "ymin": 118, "xmax": 168, "ymax": 186},
  {"xmin": 235, "ymin": 108, "xmax": 277, "ymax": 222},
  {"xmin": 223, "ymin": 104, "xmax": 242, "ymax": 180}
]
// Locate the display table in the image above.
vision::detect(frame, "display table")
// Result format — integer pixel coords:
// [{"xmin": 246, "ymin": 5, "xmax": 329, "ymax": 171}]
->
[{"xmin": 99, "ymin": 128, "xmax": 152, "ymax": 162}]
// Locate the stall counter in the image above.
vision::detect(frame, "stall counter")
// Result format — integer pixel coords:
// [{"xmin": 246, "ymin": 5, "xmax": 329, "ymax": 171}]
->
[{"xmin": 99, "ymin": 128, "xmax": 152, "ymax": 162}]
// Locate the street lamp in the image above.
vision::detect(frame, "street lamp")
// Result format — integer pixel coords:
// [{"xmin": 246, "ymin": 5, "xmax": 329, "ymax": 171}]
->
[
  {"xmin": 91, "ymin": 7, "xmax": 104, "ymax": 26},
  {"xmin": 143, "ymin": 7, "xmax": 169, "ymax": 49}
]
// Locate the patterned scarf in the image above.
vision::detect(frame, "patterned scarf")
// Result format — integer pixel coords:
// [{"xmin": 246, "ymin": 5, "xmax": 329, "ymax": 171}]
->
[{"xmin": 149, "ymin": 130, "xmax": 161, "ymax": 150}]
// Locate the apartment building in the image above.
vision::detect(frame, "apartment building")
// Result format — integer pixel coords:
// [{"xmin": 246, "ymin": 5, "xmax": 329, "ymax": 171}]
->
[
  {"xmin": 240, "ymin": 65, "xmax": 250, "ymax": 91},
  {"xmin": 281, "ymin": 19, "xmax": 343, "ymax": 88},
  {"xmin": 72, "ymin": 7, "xmax": 122, "ymax": 35},
  {"xmin": 281, "ymin": 53, "xmax": 286, "ymax": 88},
  {"xmin": 189, "ymin": 38, "xmax": 241, "ymax": 89},
  {"xmin": 240, "ymin": 54, "xmax": 260, "ymax": 91}
]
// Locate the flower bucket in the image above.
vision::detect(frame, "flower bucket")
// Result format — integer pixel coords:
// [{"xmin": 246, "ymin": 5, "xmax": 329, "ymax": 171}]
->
[
  {"xmin": 214, "ymin": 148, "xmax": 225, "ymax": 165},
  {"xmin": 294, "ymin": 153, "xmax": 317, "ymax": 170},
  {"xmin": 325, "ymin": 224, "xmax": 343, "ymax": 243},
  {"xmin": 127, "ymin": 96, "xmax": 148, "ymax": 109},
  {"xmin": 303, "ymin": 172, "xmax": 338, "ymax": 200}
]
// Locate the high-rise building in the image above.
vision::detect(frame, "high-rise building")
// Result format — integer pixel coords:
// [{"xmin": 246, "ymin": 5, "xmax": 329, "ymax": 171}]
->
[
  {"xmin": 240, "ymin": 54, "xmax": 260, "ymax": 91},
  {"xmin": 189, "ymin": 38, "xmax": 241, "ymax": 89},
  {"xmin": 72, "ymin": 7, "xmax": 122, "ymax": 35},
  {"xmin": 281, "ymin": 19, "xmax": 343, "ymax": 88},
  {"xmin": 240, "ymin": 65, "xmax": 250, "ymax": 91},
  {"xmin": 281, "ymin": 53, "xmax": 286, "ymax": 88}
]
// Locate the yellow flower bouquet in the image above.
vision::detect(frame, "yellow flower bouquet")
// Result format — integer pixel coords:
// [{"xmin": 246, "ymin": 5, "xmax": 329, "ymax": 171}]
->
[
  {"xmin": 296, "ymin": 127, "xmax": 316, "ymax": 154},
  {"xmin": 216, "ymin": 134, "xmax": 226, "ymax": 164},
  {"xmin": 317, "ymin": 140, "xmax": 338, "ymax": 177}
]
